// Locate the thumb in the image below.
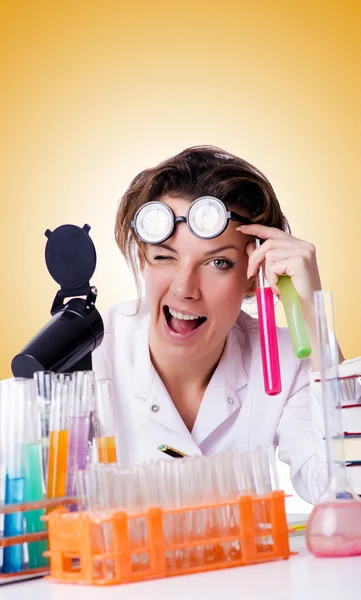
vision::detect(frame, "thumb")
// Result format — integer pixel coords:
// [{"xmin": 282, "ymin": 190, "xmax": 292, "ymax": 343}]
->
[{"xmin": 245, "ymin": 241, "xmax": 255, "ymax": 257}]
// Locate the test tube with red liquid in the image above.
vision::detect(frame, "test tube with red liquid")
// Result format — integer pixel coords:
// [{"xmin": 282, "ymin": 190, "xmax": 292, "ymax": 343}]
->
[{"xmin": 255, "ymin": 237, "xmax": 282, "ymax": 395}]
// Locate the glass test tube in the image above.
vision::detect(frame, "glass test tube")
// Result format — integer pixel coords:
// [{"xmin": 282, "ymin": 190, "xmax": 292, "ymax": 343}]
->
[
  {"xmin": 278, "ymin": 275, "xmax": 311, "ymax": 359},
  {"xmin": 85, "ymin": 463, "xmax": 115, "ymax": 579},
  {"xmin": 93, "ymin": 379, "xmax": 117, "ymax": 463},
  {"xmin": 306, "ymin": 291, "xmax": 361, "ymax": 557},
  {"xmin": 66, "ymin": 371, "xmax": 93, "ymax": 499},
  {"xmin": 1, "ymin": 379, "xmax": 27, "ymax": 573},
  {"xmin": 33, "ymin": 371, "xmax": 53, "ymax": 485},
  {"xmin": 23, "ymin": 381, "xmax": 48, "ymax": 568},
  {"xmin": 255, "ymin": 237, "xmax": 282, "ymax": 395},
  {"xmin": 46, "ymin": 374, "xmax": 71, "ymax": 500},
  {"xmin": 315, "ymin": 291, "xmax": 351, "ymax": 495}
]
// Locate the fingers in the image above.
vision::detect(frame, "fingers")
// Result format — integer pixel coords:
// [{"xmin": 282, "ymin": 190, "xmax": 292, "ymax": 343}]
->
[
  {"xmin": 264, "ymin": 255, "xmax": 319, "ymax": 301},
  {"xmin": 237, "ymin": 223, "xmax": 321, "ymax": 312},
  {"xmin": 237, "ymin": 222, "xmax": 318, "ymax": 284},
  {"xmin": 245, "ymin": 241, "xmax": 256, "ymax": 258},
  {"xmin": 236, "ymin": 223, "xmax": 290, "ymax": 240},
  {"xmin": 246, "ymin": 238, "xmax": 299, "ymax": 278},
  {"xmin": 264, "ymin": 259, "xmax": 291, "ymax": 295}
]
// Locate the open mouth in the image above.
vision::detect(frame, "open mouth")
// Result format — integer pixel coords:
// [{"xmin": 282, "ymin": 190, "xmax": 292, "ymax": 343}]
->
[{"xmin": 163, "ymin": 306, "xmax": 207, "ymax": 335}]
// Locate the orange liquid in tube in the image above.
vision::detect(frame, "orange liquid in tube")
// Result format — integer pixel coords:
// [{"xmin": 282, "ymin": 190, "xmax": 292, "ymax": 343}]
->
[
  {"xmin": 46, "ymin": 430, "xmax": 69, "ymax": 498},
  {"xmin": 97, "ymin": 436, "xmax": 117, "ymax": 463}
]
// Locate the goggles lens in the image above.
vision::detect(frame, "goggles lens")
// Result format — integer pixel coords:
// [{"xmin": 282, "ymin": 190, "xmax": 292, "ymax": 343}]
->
[
  {"xmin": 188, "ymin": 196, "xmax": 227, "ymax": 238},
  {"xmin": 132, "ymin": 196, "xmax": 237, "ymax": 244},
  {"xmin": 135, "ymin": 202, "xmax": 173, "ymax": 243}
]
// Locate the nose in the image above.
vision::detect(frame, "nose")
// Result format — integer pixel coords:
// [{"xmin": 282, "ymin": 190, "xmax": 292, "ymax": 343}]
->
[{"xmin": 169, "ymin": 263, "xmax": 201, "ymax": 301}]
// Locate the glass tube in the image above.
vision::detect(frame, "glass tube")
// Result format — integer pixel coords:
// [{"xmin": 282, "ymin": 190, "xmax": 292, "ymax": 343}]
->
[
  {"xmin": 306, "ymin": 291, "xmax": 361, "ymax": 557},
  {"xmin": 33, "ymin": 371, "xmax": 53, "ymax": 484},
  {"xmin": 1, "ymin": 379, "xmax": 27, "ymax": 573},
  {"xmin": 255, "ymin": 238, "xmax": 282, "ymax": 395},
  {"xmin": 46, "ymin": 373, "xmax": 71, "ymax": 500},
  {"xmin": 23, "ymin": 381, "xmax": 48, "ymax": 568},
  {"xmin": 66, "ymin": 371, "xmax": 93, "ymax": 499},
  {"xmin": 93, "ymin": 379, "xmax": 117, "ymax": 463},
  {"xmin": 278, "ymin": 275, "xmax": 311, "ymax": 359}
]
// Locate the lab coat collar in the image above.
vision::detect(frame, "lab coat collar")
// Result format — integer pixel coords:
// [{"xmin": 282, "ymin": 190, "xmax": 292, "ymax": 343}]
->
[{"xmin": 129, "ymin": 310, "xmax": 249, "ymax": 444}]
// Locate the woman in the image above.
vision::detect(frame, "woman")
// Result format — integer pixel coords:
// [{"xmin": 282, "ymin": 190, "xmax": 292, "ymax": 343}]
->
[{"xmin": 92, "ymin": 145, "xmax": 352, "ymax": 504}]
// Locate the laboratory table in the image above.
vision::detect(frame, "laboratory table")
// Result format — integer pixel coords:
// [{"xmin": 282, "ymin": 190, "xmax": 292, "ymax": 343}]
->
[{"xmin": 1, "ymin": 535, "xmax": 360, "ymax": 600}]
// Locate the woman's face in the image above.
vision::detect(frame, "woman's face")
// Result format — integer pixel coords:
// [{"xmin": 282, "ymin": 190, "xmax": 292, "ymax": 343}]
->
[{"xmin": 141, "ymin": 196, "xmax": 255, "ymax": 363}]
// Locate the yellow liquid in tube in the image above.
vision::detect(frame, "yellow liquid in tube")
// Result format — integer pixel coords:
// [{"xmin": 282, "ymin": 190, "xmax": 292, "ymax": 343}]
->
[
  {"xmin": 46, "ymin": 430, "xmax": 69, "ymax": 499},
  {"xmin": 97, "ymin": 436, "xmax": 117, "ymax": 463}
]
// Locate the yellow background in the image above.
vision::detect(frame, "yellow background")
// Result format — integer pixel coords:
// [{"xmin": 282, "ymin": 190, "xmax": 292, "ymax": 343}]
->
[{"xmin": 1, "ymin": 0, "xmax": 360, "ymax": 379}]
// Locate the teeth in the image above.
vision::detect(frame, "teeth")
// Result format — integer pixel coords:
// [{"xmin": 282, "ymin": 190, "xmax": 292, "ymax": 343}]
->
[{"xmin": 168, "ymin": 307, "xmax": 203, "ymax": 320}]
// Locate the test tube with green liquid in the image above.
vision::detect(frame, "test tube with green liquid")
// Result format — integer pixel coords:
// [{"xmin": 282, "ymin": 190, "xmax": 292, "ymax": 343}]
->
[
  {"xmin": 23, "ymin": 384, "xmax": 48, "ymax": 568},
  {"xmin": 278, "ymin": 275, "xmax": 312, "ymax": 359}
]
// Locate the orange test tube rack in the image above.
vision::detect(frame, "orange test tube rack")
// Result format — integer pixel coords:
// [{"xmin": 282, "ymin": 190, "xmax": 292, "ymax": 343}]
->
[
  {"xmin": 0, "ymin": 497, "xmax": 77, "ymax": 584},
  {"xmin": 44, "ymin": 490, "xmax": 295, "ymax": 586}
]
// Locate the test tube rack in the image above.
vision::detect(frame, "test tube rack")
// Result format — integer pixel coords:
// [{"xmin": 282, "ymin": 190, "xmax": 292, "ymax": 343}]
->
[
  {"xmin": 0, "ymin": 497, "xmax": 76, "ymax": 584},
  {"xmin": 44, "ymin": 490, "xmax": 294, "ymax": 586}
]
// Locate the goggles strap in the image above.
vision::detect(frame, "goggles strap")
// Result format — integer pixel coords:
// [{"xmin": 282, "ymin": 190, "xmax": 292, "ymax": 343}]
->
[{"xmin": 228, "ymin": 210, "xmax": 252, "ymax": 226}]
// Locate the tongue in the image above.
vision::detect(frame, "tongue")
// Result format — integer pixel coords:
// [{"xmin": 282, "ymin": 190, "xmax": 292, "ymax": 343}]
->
[{"xmin": 169, "ymin": 315, "xmax": 200, "ymax": 334}]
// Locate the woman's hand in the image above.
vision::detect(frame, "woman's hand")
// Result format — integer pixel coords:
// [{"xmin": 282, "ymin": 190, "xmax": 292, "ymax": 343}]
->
[
  {"xmin": 237, "ymin": 224, "xmax": 322, "ymax": 314},
  {"xmin": 237, "ymin": 223, "xmax": 334, "ymax": 370}
]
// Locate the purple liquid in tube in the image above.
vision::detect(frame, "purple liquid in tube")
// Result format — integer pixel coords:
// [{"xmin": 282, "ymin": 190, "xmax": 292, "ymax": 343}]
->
[{"xmin": 66, "ymin": 416, "xmax": 90, "ymax": 499}]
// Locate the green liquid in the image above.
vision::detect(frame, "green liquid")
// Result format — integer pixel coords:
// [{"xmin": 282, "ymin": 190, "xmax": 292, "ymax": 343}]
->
[
  {"xmin": 278, "ymin": 275, "xmax": 312, "ymax": 359},
  {"xmin": 24, "ymin": 443, "xmax": 49, "ymax": 568}
]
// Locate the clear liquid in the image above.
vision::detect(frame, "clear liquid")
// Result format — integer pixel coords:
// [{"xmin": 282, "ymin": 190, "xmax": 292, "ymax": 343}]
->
[
  {"xmin": 66, "ymin": 416, "xmax": 90, "ymax": 497},
  {"xmin": 306, "ymin": 501, "xmax": 361, "ymax": 557}
]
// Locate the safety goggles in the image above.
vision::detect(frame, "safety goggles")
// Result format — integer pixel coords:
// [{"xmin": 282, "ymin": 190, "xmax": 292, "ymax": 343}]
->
[{"xmin": 130, "ymin": 196, "xmax": 251, "ymax": 244}]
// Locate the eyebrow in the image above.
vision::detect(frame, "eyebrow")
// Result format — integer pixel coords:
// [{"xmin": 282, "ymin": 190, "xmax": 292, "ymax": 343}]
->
[{"xmin": 153, "ymin": 243, "xmax": 241, "ymax": 256}]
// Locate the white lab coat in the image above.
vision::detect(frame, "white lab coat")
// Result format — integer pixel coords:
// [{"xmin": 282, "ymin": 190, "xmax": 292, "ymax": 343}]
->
[{"xmin": 91, "ymin": 297, "xmax": 351, "ymax": 505}]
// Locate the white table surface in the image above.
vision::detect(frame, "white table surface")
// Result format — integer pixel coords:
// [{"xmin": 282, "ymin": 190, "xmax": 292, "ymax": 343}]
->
[{"xmin": 2, "ymin": 536, "xmax": 361, "ymax": 600}]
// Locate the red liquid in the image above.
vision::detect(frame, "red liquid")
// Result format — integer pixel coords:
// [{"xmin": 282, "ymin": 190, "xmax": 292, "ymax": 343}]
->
[
  {"xmin": 306, "ymin": 501, "xmax": 361, "ymax": 557},
  {"xmin": 256, "ymin": 287, "xmax": 282, "ymax": 395}
]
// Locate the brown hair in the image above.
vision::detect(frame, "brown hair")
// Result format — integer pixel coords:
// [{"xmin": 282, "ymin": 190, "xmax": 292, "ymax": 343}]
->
[{"xmin": 115, "ymin": 145, "xmax": 289, "ymax": 298}]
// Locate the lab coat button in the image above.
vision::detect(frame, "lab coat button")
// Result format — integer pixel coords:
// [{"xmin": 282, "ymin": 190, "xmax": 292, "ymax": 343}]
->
[
  {"xmin": 151, "ymin": 404, "xmax": 160, "ymax": 413},
  {"xmin": 227, "ymin": 397, "xmax": 234, "ymax": 405}
]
